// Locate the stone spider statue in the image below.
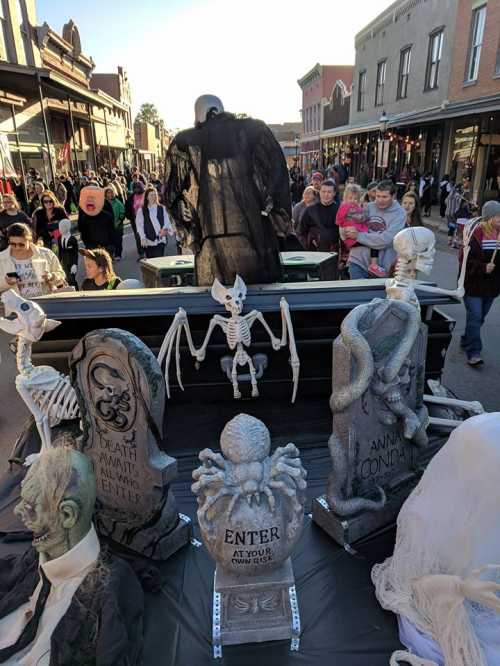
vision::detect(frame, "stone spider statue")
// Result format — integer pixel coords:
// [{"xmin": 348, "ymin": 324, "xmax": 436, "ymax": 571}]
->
[
  {"xmin": 0, "ymin": 446, "xmax": 143, "ymax": 665},
  {"xmin": 158, "ymin": 275, "xmax": 300, "ymax": 401},
  {"xmin": 192, "ymin": 413, "xmax": 307, "ymax": 572},
  {"xmin": 0, "ymin": 290, "xmax": 79, "ymax": 461}
]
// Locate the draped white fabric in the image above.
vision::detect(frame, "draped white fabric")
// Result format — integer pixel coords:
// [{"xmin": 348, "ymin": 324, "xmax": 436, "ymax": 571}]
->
[{"xmin": 372, "ymin": 413, "xmax": 500, "ymax": 666}]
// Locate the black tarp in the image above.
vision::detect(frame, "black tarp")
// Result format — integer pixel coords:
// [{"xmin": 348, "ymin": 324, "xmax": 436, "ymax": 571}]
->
[{"xmin": 0, "ymin": 424, "xmax": 403, "ymax": 665}]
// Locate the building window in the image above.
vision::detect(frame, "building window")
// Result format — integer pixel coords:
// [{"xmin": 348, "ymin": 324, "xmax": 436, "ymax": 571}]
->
[
  {"xmin": 397, "ymin": 47, "xmax": 412, "ymax": 99},
  {"xmin": 375, "ymin": 60, "xmax": 386, "ymax": 107},
  {"xmin": 467, "ymin": 5, "xmax": 487, "ymax": 82},
  {"xmin": 13, "ymin": 0, "xmax": 30, "ymax": 65},
  {"xmin": 0, "ymin": 1, "xmax": 9, "ymax": 61},
  {"xmin": 425, "ymin": 29, "xmax": 444, "ymax": 90},
  {"xmin": 357, "ymin": 70, "xmax": 366, "ymax": 111}
]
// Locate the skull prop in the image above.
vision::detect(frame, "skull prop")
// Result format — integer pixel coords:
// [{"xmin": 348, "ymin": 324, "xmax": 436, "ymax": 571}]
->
[
  {"xmin": 0, "ymin": 289, "xmax": 60, "ymax": 341},
  {"xmin": 15, "ymin": 447, "xmax": 96, "ymax": 560},
  {"xmin": 393, "ymin": 227, "xmax": 436, "ymax": 278},
  {"xmin": 211, "ymin": 275, "xmax": 247, "ymax": 315},
  {"xmin": 386, "ymin": 227, "xmax": 437, "ymax": 304},
  {"xmin": 79, "ymin": 185, "xmax": 105, "ymax": 217}
]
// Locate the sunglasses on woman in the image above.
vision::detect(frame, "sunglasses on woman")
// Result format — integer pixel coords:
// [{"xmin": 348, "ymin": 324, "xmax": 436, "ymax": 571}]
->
[{"xmin": 42, "ymin": 199, "xmax": 54, "ymax": 205}]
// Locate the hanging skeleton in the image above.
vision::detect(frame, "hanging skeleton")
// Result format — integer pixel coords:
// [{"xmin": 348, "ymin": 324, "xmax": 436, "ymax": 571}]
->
[
  {"xmin": 386, "ymin": 220, "xmax": 481, "ymax": 306},
  {"xmin": 158, "ymin": 275, "xmax": 300, "ymax": 402},
  {"xmin": 0, "ymin": 290, "xmax": 79, "ymax": 461}
]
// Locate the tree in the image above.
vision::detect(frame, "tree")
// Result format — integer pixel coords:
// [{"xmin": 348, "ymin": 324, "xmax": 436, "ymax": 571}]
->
[{"xmin": 135, "ymin": 103, "xmax": 160, "ymax": 124}]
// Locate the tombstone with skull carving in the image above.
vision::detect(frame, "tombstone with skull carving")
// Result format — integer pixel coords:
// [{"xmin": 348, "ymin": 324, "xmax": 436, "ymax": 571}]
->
[{"xmin": 192, "ymin": 413, "xmax": 306, "ymax": 651}]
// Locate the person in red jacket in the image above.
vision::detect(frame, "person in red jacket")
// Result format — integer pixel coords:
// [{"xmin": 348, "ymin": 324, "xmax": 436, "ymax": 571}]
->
[{"xmin": 460, "ymin": 200, "xmax": 500, "ymax": 366}]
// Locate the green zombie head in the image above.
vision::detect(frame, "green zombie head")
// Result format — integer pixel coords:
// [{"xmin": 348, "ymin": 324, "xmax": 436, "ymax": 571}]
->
[{"xmin": 15, "ymin": 447, "xmax": 96, "ymax": 560}]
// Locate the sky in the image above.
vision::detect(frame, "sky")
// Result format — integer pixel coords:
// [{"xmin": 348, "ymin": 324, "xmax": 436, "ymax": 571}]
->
[{"xmin": 36, "ymin": 0, "xmax": 392, "ymax": 131}]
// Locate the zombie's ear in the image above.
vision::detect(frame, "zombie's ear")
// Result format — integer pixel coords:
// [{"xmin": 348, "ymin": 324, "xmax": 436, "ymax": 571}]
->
[
  {"xmin": 233, "ymin": 275, "xmax": 247, "ymax": 299},
  {"xmin": 211, "ymin": 278, "xmax": 228, "ymax": 304},
  {"xmin": 59, "ymin": 499, "xmax": 80, "ymax": 530}
]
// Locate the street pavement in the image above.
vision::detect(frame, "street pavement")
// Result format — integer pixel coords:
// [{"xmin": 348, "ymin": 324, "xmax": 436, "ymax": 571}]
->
[{"xmin": 1, "ymin": 225, "xmax": 499, "ymax": 453}]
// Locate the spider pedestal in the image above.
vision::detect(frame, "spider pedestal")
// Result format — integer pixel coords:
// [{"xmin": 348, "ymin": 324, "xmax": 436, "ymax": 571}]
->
[{"xmin": 212, "ymin": 557, "xmax": 300, "ymax": 656}]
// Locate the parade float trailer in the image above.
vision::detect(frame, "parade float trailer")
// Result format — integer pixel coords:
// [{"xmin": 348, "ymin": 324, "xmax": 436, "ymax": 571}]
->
[{"xmin": 0, "ymin": 278, "xmax": 465, "ymax": 665}]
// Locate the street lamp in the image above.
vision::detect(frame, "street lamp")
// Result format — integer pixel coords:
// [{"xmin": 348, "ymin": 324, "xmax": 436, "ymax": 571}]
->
[
  {"xmin": 379, "ymin": 109, "xmax": 389, "ymax": 135},
  {"xmin": 375, "ymin": 110, "xmax": 389, "ymax": 179}
]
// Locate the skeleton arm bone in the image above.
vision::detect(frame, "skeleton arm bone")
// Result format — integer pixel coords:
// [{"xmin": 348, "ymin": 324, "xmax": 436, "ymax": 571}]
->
[
  {"xmin": 158, "ymin": 308, "xmax": 211, "ymax": 397},
  {"xmin": 245, "ymin": 310, "xmax": 281, "ymax": 349},
  {"xmin": 195, "ymin": 315, "xmax": 227, "ymax": 361}
]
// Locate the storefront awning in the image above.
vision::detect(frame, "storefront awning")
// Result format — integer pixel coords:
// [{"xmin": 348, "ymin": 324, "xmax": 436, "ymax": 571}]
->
[
  {"xmin": 321, "ymin": 121, "xmax": 381, "ymax": 139},
  {"xmin": 0, "ymin": 62, "xmax": 113, "ymax": 109},
  {"xmin": 319, "ymin": 94, "xmax": 500, "ymax": 139}
]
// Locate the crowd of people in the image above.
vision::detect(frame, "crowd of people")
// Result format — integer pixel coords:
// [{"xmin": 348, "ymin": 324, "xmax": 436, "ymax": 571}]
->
[
  {"xmin": 0, "ymin": 164, "xmax": 178, "ymax": 297},
  {"xmin": 290, "ymin": 165, "xmax": 500, "ymax": 368},
  {"xmin": 0, "ymin": 156, "xmax": 499, "ymax": 369}
]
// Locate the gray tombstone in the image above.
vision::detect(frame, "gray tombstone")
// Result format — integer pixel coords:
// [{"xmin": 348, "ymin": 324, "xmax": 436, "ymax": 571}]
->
[
  {"xmin": 70, "ymin": 327, "xmax": 191, "ymax": 559},
  {"xmin": 313, "ymin": 298, "xmax": 429, "ymax": 546},
  {"xmin": 192, "ymin": 414, "xmax": 306, "ymax": 655}
]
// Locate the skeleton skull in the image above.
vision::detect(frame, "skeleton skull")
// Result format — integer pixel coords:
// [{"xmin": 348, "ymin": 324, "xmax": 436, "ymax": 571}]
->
[
  {"xmin": 0, "ymin": 290, "xmax": 60, "ymax": 341},
  {"xmin": 211, "ymin": 275, "xmax": 247, "ymax": 316},
  {"xmin": 393, "ymin": 227, "xmax": 436, "ymax": 277}
]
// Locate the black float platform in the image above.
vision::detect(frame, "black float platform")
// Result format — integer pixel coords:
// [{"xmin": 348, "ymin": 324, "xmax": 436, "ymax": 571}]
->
[{"xmin": 0, "ymin": 430, "xmax": 403, "ymax": 666}]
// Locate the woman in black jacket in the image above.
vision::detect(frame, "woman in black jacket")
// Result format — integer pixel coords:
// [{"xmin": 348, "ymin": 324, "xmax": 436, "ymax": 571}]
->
[
  {"xmin": 125, "ymin": 181, "xmax": 145, "ymax": 258},
  {"xmin": 32, "ymin": 190, "xmax": 67, "ymax": 249},
  {"xmin": 460, "ymin": 200, "xmax": 500, "ymax": 367}
]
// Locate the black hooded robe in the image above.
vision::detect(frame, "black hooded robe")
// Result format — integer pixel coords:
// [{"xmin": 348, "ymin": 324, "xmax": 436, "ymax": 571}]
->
[{"xmin": 163, "ymin": 114, "xmax": 291, "ymax": 286}]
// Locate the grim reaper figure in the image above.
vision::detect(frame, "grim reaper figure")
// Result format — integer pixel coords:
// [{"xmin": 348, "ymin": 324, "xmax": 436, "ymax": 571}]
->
[{"xmin": 163, "ymin": 95, "xmax": 292, "ymax": 286}]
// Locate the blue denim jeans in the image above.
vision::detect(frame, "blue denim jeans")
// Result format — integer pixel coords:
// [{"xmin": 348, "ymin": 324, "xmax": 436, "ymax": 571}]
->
[
  {"xmin": 461, "ymin": 295, "xmax": 496, "ymax": 358},
  {"xmin": 348, "ymin": 263, "xmax": 370, "ymax": 280}
]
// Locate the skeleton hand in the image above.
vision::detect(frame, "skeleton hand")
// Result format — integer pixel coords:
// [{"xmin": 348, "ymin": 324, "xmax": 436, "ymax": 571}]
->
[
  {"xmin": 70, "ymin": 264, "xmax": 77, "ymax": 275},
  {"xmin": 140, "ymin": 238, "xmax": 148, "ymax": 249},
  {"xmin": 460, "ymin": 565, "xmax": 500, "ymax": 612},
  {"xmin": 271, "ymin": 336, "xmax": 281, "ymax": 351},
  {"xmin": 390, "ymin": 651, "xmax": 437, "ymax": 666}
]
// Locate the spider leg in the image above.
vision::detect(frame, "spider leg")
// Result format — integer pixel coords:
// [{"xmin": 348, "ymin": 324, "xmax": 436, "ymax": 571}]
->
[
  {"xmin": 197, "ymin": 487, "xmax": 233, "ymax": 533},
  {"xmin": 262, "ymin": 485, "xmax": 276, "ymax": 512},
  {"xmin": 226, "ymin": 491, "xmax": 241, "ymax": 519}
]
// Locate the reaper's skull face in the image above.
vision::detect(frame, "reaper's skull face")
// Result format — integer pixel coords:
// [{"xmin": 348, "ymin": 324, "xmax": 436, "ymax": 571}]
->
[
  {"xmin": 15, "ymin": 448, "xmax": 96, "ymax": 561},
  {"xmin": 393, "ymin": 227, "xmax": 436, "ymax": 276},
  {"xmin": 211, "ymin": 275, "xmax": 247, "ymax": 316},
  {"xmin": 0, "ymin": 290, "xmax": 60, "ymax": 341}
]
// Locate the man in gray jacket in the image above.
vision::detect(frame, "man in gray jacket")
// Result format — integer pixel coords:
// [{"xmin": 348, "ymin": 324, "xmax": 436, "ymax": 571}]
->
[{"xmin": 343, "ymin": 180, "xmax": 406, "ymax": 279}]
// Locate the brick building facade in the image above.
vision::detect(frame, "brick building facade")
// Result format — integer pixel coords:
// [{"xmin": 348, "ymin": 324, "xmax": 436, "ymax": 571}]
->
[{"xmin": 445, "ymin": 0, "xmax": 500, "ymax": 201}]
